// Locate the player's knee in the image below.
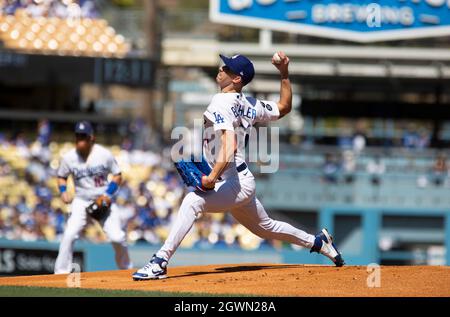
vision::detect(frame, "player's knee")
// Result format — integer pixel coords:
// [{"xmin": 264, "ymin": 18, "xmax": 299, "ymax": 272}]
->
[
  {"xmin": 259, "ymin": 218, "xmax": 276, "ymax": 231},
  {"xmin": 106, "ymin": 230, "xmax": 126, "ymax": 244},
  {"xmin": 62, "ymin": 230, "xmax": 79, "ymax": 242},
  {"xmin": 182, "ymin": 192, "xmax": 205, "ymax": 215}
]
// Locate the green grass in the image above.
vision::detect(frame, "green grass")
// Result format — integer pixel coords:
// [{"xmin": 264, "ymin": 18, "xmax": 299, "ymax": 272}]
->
[{"xmin": 0, "ymin": 285, "xmax": 255, "ymax": 297}]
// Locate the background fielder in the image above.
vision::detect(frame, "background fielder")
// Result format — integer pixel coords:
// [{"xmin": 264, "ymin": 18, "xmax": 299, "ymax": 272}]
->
[
  {"xmin": 132, "ymin": 52, "xmax": 344, "ymax": 280},
  {"xmin": 54, "ymin": 121, "xmax": 132, "ymax": 274}
]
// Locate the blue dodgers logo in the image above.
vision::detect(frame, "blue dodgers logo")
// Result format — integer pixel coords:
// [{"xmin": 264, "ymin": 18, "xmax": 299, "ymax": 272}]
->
[
  {"xmin": 214, "ymin": 112, "xmax": 225, "ymax": 124},
  {"xmin": 210, "ymin": 0, "xmax": 450, "ymax": 42}
]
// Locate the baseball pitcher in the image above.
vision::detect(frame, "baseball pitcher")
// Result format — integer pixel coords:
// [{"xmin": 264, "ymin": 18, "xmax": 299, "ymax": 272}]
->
[
  {"xmin": 54, "ymin": 121, "xmax": 132, "ymax": 274},
  {"xmin": 133, "ymin": 52, "xmax": 344, "ymax": 280}
]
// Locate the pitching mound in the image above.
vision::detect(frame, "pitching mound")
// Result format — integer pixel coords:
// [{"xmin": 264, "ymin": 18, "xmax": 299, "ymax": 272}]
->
[{"xmin": 0, "ymin": 264, "xmax": 449, "ymax": 297}]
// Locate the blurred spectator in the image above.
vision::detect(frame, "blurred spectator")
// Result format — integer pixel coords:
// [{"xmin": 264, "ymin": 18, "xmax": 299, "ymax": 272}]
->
[
  {"xmin": 35, "ymin": 181, "xmax": 52, "ymax": 202},
  {"xmin": 353, "ymin": 120, "xmax": 368, "ymax": 153},
  {"xmin": 366, "ymin": 155, "xmax": 386, "ymax": 186},
  {"xmin": 352, "ymin": 131, "xmax": 367, "ymax": 154},
  {"xmin": 25, "ymin": 156, "xmax": 48, "ymax": 183},
  {"xmin": 121, "ymin": 137, "xmax": 133, "ymax": 151},
  {"xmin": 321, "ymin": 153, "xmax": 340, "ymax": 184},
  {"xmin": 80, "ymin": 0, "xmax": 99, "ymax": 18},
  {"xmin": 50, "ymin": 207, "xmax": 66, "ymax": 237},
  {"xmin": 430, "ymin": 154, "xmax": 447, "ymax": 186},
  {"xmin": 30, "ymin": 141, "xmax": 52, "ymax": 164},
  {"xmin": 1, "ymin": 0, "xmax": 99, "ymax": 18},
  {"xmin": 416, "ymin": 129, "xmax": 431, "ymax": 149},
  {"xmin": 342, "ymin": 150, "xmax": 356, "ymax": 184},
  {"xmin": 16, "ymin": 195, "xmax": 31, "ymax": 214},
  {"xmin": 1, "ymin": 0, "xmax": 21, "ymax": 15},
  {"xmin": 402, "ymin": 125, "xmax": 420, "ymax": 149},
  {"xmin": 26, "ymin": 0, "xmax": 49, "ymax": 18},
  {"xmin": 11, "ymin": 131, "xmax": 30, "ymax": 159},
  {"xmin": 338, "ymin": 135, "xmax": 353, "ymax": 150},
  {"xmin": 116, "ymin": 179, "xmax": 133, "ymax": 202},
  {"xmin": 0, "ymin": 157, "xmax": 12, "ymax": 176},
  {"xmin": 128, "ymin": 118, "xmax": 153, "ymax": 151},
  {"xmin": 37, "ymin": 119, "xmax": 51, "ymax": 147}
]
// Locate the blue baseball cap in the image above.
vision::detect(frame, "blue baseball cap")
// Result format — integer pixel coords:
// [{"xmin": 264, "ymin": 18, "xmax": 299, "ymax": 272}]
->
[
  {"xmin": 75, "ymin": 121, "xmax": 94, "ymax": 135},
  {"xmin": 220, "ymin": 54, "xmax": 255, "ymax": 86}
]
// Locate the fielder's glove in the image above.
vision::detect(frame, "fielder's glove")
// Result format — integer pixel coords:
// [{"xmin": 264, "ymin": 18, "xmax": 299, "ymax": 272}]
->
[
  {"xmin": 174, "ymin": 157, "xmax": 212, "ymax": 192},
  {"xmin": 86, "ymin": 195, "xmax": 111, "ymax": 222}
]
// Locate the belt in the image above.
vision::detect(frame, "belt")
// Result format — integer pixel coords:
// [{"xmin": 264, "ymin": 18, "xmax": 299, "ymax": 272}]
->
[
  {"xmin": 237, "ymin": 162, "xmax": 248, "ymax": 173},
  {"xmin": 218, "ymin": 163, "xmax": 248, "ymax": 181}
]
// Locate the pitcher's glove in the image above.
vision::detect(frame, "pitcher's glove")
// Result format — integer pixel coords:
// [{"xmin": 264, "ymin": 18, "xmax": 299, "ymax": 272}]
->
[
  {"xmin": 174, "ymin": 158, "xmax": 213, "ymax": 192},
  {"xmin": 86, "ymin": 195, "xmax": 111, "ymax": 222}
]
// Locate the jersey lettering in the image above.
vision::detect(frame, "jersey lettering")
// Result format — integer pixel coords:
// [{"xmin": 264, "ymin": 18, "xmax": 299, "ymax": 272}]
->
[
  {"xmin": 231, "ymin": 104, "xmax": 245, "ymax": 118},
  {"xmin": 231, "ymin": 104, "xmax": 256, "ymax": 120},
  {"xmin": 72, "ymin": 165, "xmax": 108, "ymax": 180}
]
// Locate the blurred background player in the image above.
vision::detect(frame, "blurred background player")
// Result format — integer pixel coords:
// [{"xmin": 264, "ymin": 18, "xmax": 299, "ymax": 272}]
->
[{"xmin": 54, "ymin": 121, "xmax": 132, "ymax": 274}]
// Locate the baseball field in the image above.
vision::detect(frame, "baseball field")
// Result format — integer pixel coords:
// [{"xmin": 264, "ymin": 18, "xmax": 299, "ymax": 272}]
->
[{"xmin": 0, "ymin": 264, "xmax": 449, "ymax": 297}]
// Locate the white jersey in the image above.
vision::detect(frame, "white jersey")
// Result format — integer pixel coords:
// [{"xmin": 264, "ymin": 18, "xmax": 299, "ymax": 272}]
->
[
  {"xmin": 202, "ymin": 92, "xmax": 279, "ymax": 175},
  {"xmin": 57, "ymin": 144, "xmax": 121, "ymax": 201}
]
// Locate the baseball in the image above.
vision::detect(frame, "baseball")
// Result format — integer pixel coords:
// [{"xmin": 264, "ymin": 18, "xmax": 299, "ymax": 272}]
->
[{"xmin": 273, "ymin": 52, "xmax": 282, "ymax": 64}]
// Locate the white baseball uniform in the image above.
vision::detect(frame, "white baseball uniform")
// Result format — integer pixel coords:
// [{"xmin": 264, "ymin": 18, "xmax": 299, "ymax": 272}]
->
[
  {"xmin": 54, "ymin": 144, "xmax": 132, "ymax": 274},
  {"xmin": 155, "ymin": 93, "xmax": 315, "ymax": 261}
]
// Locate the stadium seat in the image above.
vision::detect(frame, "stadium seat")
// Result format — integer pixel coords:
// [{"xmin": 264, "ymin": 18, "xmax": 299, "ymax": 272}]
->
[{"xmin": 0, "ymin": 13, "xmax": 130, "ymax": 57}]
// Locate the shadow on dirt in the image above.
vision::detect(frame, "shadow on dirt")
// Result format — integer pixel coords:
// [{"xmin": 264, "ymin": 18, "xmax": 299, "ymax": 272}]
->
[{"xmin": 172, "ymin": 264, "xmax": 311, "ymax": 279}]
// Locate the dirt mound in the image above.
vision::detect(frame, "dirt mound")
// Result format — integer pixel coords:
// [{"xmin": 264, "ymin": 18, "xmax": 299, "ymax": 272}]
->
[{"xmin": 0, "ymin": 264, "xmax": 449, "ymax": 297}]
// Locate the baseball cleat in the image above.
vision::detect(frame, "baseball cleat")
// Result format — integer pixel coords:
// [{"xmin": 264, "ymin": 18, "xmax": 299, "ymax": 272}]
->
[
  {"xmin": 132, "ymin": 254, "xmax": 168, "ymax": 281},
  {"xmin": 310, "ymin": 228, "xmax": 345, "ymax": 267}
]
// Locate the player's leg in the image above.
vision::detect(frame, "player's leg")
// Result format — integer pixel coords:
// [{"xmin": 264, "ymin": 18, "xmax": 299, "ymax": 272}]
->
[
  {"xmin": 132, "ymin": 191, "xmax": 204, "ymax": 280},
  {"xmin": 54, "ymin": 198, "xmax": 88, "ymax": 274},
  {"xmin": 231, "ymin": 197, "xmax": 315, "ymax": 248},
  {"xmin": 102, "ymin": 203, "xmax": 132, "ymax": 270},
  {"xmin": 231, "ymin": 197, "xmax": 344, "ymax": 266},
  {"xmin": 132, "ymin": 178, "xmax": 249, "ymax": 280},
  {"xmin": 156, "ymin": 178, "xmax": 250, "ymax": 261}
]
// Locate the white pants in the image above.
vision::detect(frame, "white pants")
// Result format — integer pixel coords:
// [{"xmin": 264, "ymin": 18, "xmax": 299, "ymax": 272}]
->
[
  {"xmin": 54, "ymin": 197, "xmax": 132, "ymax": 274},
  {"xmin": 156, "ymin": 172, "xmax": 315, "ymax": 261}
]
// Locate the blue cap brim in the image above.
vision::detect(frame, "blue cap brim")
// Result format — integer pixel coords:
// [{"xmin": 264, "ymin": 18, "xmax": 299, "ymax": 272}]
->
[
  {"xmin": 75, "ymin": 131, "xmax": 92, "ymax": 135},
  {"xmin": 219, "ymin": 54, "xmax": 229, "ymax": 65},
  {"xmin": 219, "ymin": 54, "xmax": 238, "ymax": 74}
]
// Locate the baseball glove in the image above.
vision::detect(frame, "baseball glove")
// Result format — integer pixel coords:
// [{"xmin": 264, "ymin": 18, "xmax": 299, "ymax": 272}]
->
[
  {"xmin": 174, "ymin": 157, "xmax": 212, "ymax": 192},
  {"xmin": 86, "ymin": 195, "xmax": 111, "ymax": 222}
]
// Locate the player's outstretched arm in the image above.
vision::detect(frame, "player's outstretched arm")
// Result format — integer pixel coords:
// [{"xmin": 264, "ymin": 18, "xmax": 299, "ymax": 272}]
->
[
  {"xmin": 273, "ymin": 51, "xmax": 292, "ymax": 119},
  {"xmin": 202, "ymin": 130, "xmax": 236, "ymax": 189}
]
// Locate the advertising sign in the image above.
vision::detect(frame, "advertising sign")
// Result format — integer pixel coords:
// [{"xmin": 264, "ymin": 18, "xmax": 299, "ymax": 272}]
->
[{"xmin": 210, "ymin": 0, "xmax": 450, "ymax": 42}]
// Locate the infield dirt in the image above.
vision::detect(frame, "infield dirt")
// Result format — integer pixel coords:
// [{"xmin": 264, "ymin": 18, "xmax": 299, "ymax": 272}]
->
[{"xmin": 0, "ymin": 264, "xmax": 449, "ymax": 297}]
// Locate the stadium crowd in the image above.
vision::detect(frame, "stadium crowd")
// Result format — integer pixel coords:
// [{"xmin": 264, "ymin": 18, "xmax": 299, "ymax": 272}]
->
[
  {"xmin": 1, "ymin": 0, "xmax": 99, "ymax": 18},
  {"xmin": 2, "ymin": 119, "xmax": 447, "ymax": 250}
]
